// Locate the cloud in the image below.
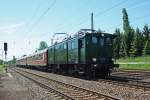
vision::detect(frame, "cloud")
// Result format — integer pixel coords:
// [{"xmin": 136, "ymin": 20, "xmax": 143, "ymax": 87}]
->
[{"xmin": 0, "ymin": 23, "xmax": 25, "ymax": 33}]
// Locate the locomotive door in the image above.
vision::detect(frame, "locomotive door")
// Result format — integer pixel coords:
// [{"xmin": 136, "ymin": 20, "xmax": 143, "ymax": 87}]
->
[{"xmin": 79, "ymin": 38, "xmax": 85, "ymax": 64}]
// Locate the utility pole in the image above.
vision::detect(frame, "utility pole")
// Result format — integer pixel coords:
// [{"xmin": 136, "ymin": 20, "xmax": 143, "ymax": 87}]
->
[{"xmin": 91, "ymin": 12, "xmax": 94, "ymax": 33}]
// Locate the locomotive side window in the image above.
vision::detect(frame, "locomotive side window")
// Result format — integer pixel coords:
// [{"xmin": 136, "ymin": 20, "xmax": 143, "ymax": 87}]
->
[
  {"xmin": 68, "ymin": 41, "xmax": 72, "ymax": 50},
  {"xmin": 71, "ymin": 40, "xmax": 77, "ymax": 49},
  {"xmin": 55, "ymin": 45, "xmax": 59, "ymax": 50},
  {"xmin": 71, "ymin": 41, "xmax": 75, "ymax": 49},
  {"xmin": 92, "ymin": 37, "xmax": 98, "ymax": 44},
  {"xmin": 64, "ymin": 44, "xmax": 67, "ymax": 49},
  {"xmin": 99, "ymin": 37, "xmax": 104, "ymax": 46},
  {"xmin": 74, "ymin": 40, "xmax": 77, "ymax": 49}
]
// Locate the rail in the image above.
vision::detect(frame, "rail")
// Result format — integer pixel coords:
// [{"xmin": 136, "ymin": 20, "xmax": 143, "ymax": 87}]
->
[{"xmin": 11, "ymin": 67, "xmax": 120, "ymax": 100}]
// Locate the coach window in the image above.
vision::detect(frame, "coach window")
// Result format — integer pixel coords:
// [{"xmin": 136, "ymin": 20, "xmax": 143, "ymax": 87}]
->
[
  {"xmin": 92, "ymin": 36, "xmax": 98, "ymax": 44},
  {"xmin": 39, "ymin": 54, "xmax": 42, "ymax": 60}
]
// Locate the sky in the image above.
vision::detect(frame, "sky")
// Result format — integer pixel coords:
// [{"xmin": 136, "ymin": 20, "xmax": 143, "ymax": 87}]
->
[{"xmin": 0, "ymin": 0, "xmax": 150, "ymax": 60}]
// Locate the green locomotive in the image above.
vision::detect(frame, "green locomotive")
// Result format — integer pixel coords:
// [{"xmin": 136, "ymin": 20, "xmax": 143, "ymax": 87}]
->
[
  {"xmin": 47, "ymin": 29, "xmax": 118, "ymax": 79},
  {"xmin": 16, "ymin": 29, "xmax": 118, "ymax": 79}
]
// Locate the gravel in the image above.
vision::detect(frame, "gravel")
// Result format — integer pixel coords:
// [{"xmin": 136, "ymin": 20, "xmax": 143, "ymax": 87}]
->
[
  {"xmin": 17, "ymin": 67, "xmax": 150, "ymax": 100},
  {"xmin": 10, "ymin": 69, "xmax": 60, "ymax": 100}
]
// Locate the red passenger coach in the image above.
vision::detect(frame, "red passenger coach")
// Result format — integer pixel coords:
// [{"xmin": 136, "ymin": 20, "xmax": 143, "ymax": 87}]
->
[
  {"xmin": 16, "ymin": 56, "xmax": 27, "ymax": 66},
  {"xmin": 26, "ymin": 49, "xmax": 48, "ymax": 67}
]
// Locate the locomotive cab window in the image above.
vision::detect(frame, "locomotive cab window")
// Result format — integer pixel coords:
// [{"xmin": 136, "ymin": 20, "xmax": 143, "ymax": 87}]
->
[
  {"xmin": 79, "ymin": 39, "xmax": 84, "ymax": 48},
  {"xmin": 105, "ymin": 37, "xmax": 112, "ymax": 45},
  {"xmin": 92, "ymin": 36, "xmax": 98, "ymax": 44}
]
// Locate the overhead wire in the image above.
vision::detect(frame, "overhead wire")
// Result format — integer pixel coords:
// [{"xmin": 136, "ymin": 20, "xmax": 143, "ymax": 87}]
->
[
  {"xmin": 28, "ymin": 0, "xmax": 44, "ymax": 24},
  {"xmin": 95, "ymin": 0, "xmax": 129, "ymax": 17},
  {"xmin": 22, "ymin": 0, "xmax": 56, "ymax": 51},
  {"xmin": 105, "ymin": 0, "xmax": 150, "ymax": 32},
  {"xmin": 67, "ymin": 0, "xmax": 129, "ymax": 32},
  {"xmin": 22, "ymin": 0, "xmax": 44, "ymax": 34},
  {"xmin": 27, "ymin": 0, "xmax": 56, "ymax": 36},
  {"xmin": 37, "ymin": 0, "xmax": 130, "ymax": 39}
]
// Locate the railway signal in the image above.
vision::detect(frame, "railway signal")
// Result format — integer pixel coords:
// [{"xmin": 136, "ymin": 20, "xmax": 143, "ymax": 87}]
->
[
  {"xmin": 4, "ymin": 42, "xmax": 8, "ymax": 72},
  {"xmin": 4, "ymin": 42, "xmax": 7, "ymax": 53}
]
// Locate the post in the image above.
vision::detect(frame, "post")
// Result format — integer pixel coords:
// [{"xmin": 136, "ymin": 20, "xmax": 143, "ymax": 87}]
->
[
  {"xmin": 91, "ymin": 12, "xmax": 94, "ymax": 33},
  {"xmin": 4, "ymin": 42, "xmax": 7, "ymax": 72}
]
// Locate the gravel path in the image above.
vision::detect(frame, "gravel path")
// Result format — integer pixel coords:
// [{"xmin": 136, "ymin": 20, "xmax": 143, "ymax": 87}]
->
[{"xmin": 0, "ymin": 72, "xmax": 34, "ymax": 100}]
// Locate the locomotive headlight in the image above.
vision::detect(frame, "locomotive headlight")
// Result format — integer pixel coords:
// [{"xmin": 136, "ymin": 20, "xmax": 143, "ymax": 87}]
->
[{"xmin": 92, "ymin": 58, "xmax": 97, "ymax": 62}]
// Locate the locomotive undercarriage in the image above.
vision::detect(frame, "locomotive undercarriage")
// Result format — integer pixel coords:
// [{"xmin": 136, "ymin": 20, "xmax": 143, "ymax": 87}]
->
[
  {"xmin": 47, "ymin": 64, "xmax": 113, "ymax": 79},
  {"xmin": 17, "ymin": 63, "xmax": 115, "ymax": 80}
]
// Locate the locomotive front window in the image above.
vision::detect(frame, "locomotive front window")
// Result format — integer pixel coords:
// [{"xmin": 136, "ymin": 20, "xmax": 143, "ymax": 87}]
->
[
  {"xmin": 79, "ymin": 39, "xmax": 84, "ymax": 48},
  {"xmin": 92, "ymin": 37, "xmax": 98, "ymax": 44},
  {"xmin": 99, "ymin": 38, "xmax": 104, "ymax": 46}
]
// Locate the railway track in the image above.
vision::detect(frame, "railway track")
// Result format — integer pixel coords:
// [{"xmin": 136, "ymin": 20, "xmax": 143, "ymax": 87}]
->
[
  {"xmin": 109, "ymin": 70, "xmax": 150, "ymax": 90},
  {"xmin": 11, "ymin": 67, "xmax": 119, "ymax": 100},
  {"xmin": 112, "ymin": 70, "xmax": 150, "ymax": 79},
  {"xmin": 97, "ymin": 76, "xmax": 150, "ymax": 91},
  {"xmin": 99, "ymin": 78, "xmax": 150, "ymax": 90}
]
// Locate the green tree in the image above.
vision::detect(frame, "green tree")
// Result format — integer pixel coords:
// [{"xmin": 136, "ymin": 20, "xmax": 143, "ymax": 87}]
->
[
  {"xmin": 143, "ymin": 24, "xmax": 150, "ymax": 41},
  {"xmin": 13, "ymin": 56, "xmax": 16, "ymax": 64},
  {"xmin": 37, "ymin": 41, "xmax": 48, "ymax": 51},
  {"xmin": 122, "ymin": 8, "xmax": 134, "ymax": 57},
  {"xmin": 113, "ymin": 28, "xmax": 121, "ymax": 59},
  {"xmin": 142, "ymin": 40, "xmax": 150, "ymax": 56},
  {"xmin": 0, "ymin": 59, "xmax": 3, "ymax": 65},
  {"xmin": 130, "ymin": 28, "xmax": 143, "ymax": 57},
  {"xmin": 119, "ymin": 34, "xmax": 127, "ymax": 58}
]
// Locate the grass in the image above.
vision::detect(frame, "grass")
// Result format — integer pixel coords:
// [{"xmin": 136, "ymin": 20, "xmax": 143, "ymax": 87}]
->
[
  {"xmin": 119, "ymin": 64, "xmax": 150, "ymax": 70},
  {"xmin": 116, "ymin": 57, "xmax": 150, "ymax": 70},
  {"xmin": 0, "ymin": 65, "xmax": 5, "ymax": 73},
  {"xmin": 116, "ymin": 56, "xmax": 150, "ymax": 63}
]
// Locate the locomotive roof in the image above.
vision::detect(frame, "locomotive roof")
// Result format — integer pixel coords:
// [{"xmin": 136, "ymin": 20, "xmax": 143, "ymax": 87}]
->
[{"xmin": 48, "ymin": 29, "xmax": 115, "ymax": 48}]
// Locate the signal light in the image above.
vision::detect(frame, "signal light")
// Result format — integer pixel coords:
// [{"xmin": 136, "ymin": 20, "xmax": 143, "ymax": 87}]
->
[{"xmin": 4, "ymin": 42, "xmax": 7, "ymax": 51}]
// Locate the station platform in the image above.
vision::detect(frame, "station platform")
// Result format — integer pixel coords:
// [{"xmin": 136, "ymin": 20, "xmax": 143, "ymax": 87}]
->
[{"xmin": 0, "ymin": 71, "xmax": 32, "ymax": 100}]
